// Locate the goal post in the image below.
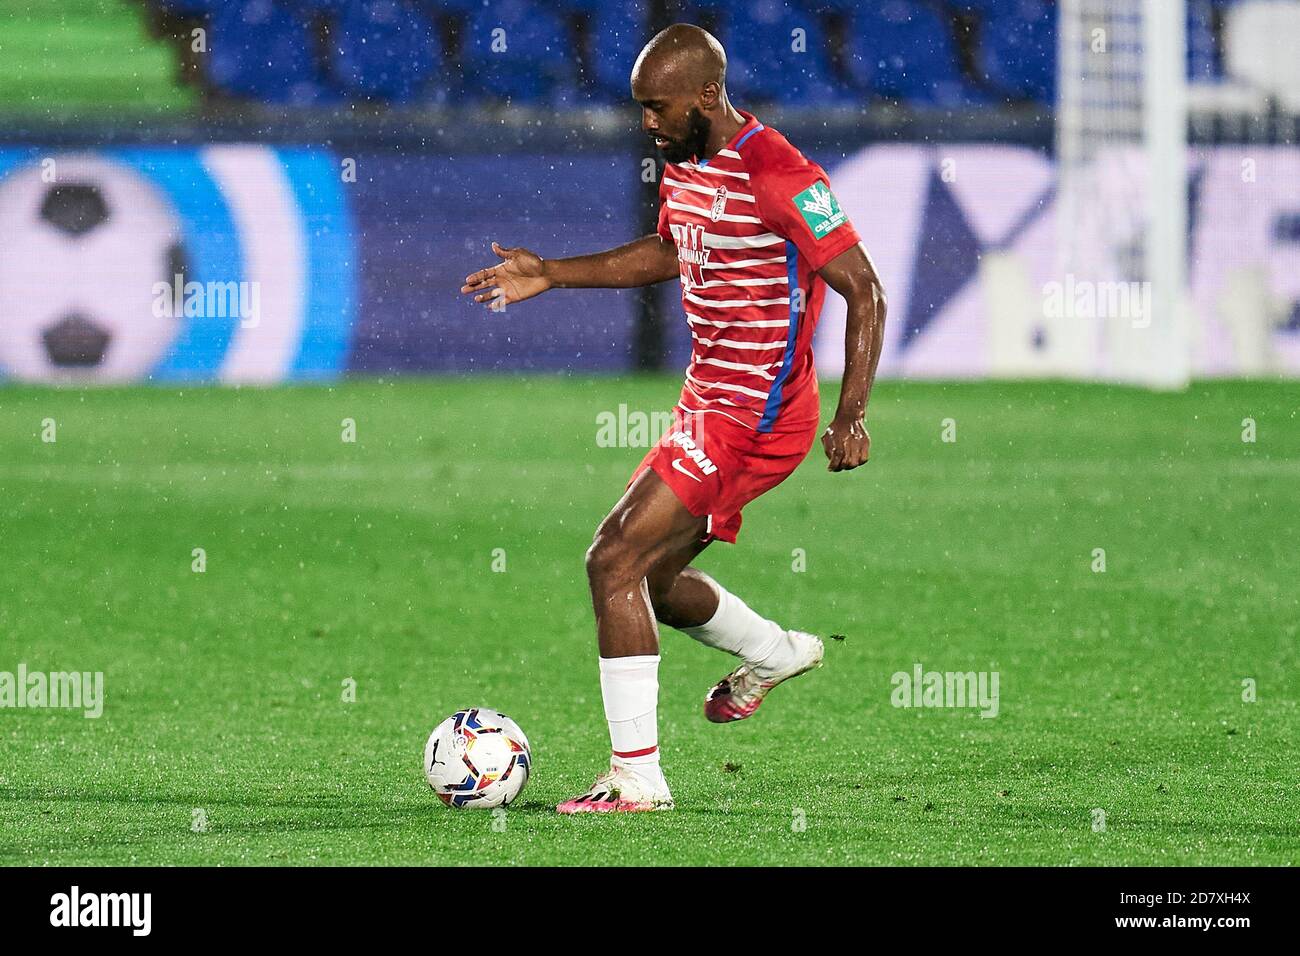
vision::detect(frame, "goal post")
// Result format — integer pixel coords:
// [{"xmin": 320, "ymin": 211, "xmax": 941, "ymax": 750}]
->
[
  {"xmin": 1143, "ymin": 0, "xmax": 1191, "ymax": 387},
  {"xmin": 1056, "ymin": 0, "xmax": 1191, "ymax": 388}
]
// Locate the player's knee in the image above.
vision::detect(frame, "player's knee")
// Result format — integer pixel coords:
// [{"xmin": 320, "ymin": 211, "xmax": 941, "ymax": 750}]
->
[
  {"xmin": 585, "ymin": 526, "xmax": 646, "ymax": 592},
  {"xmin": 585, "ymin": 529, "xmax": 628, "ymax": 589}
]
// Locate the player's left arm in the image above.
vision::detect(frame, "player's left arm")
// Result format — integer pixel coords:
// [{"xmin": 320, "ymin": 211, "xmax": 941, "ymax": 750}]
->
[
  {"xmin": 818, "ymin": 245, "xmax": 887, "ymax": 472},
  {"xmin": 749, "ymin": 156, "xmax": 887, "ymax": 471}
]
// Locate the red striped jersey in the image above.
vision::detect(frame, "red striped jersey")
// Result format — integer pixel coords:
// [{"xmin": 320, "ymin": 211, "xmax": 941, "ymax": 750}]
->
[{"xmin": 656, "ymin": 110, "xmax": 860, "ymax": 433}]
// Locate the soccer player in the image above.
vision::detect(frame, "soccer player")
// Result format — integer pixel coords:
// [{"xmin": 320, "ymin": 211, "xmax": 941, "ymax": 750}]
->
[{"xmin": 460, "ymin": 24, "xmax": 886, "ymax": 812}]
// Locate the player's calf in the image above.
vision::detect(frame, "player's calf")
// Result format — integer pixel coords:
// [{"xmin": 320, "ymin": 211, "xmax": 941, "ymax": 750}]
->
[
  {"xmin": 647, "ymin": 563, "xmax": 718, "ymax": 630},
  {"xmin": 668, "ymin": 578, "xmax": 824, "ymax": 721},
  {"xmin": 704, "ymin": 630, "xmax": 824, "ymax": 723}
]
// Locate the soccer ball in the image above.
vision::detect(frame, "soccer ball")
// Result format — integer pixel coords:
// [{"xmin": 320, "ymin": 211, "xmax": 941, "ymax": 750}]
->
[
  {"xmin": 0, "ymin": 154, "xmax": 187, "ymax": 382},
  {"xmin": 424, "ymin": 707, "xmax": 532, "ymax": 809}
]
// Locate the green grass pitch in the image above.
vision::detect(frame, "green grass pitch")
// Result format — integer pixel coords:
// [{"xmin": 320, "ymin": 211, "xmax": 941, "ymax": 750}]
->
[{"xmin": 1, "ymin": 377, "xmax": 1296, "ymax": 866}]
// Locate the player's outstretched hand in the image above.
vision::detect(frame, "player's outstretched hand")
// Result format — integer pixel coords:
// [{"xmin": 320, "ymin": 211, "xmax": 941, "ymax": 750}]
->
[
  {"xmin": 461, "ymin": 242, "xmax": 551, "ymax": 311},
  {"xmin": 822, "ymin": 416, "xmax": 870, "ymax": 472}
]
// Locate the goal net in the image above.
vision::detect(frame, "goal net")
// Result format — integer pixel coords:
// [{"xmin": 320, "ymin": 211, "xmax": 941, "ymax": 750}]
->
[{"xmin": 1057, "ymin": 0, "xmax": 1300, "ymax": 385}]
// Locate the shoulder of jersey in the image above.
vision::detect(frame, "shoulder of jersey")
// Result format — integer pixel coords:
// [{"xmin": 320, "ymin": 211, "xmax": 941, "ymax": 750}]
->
[{"xmin": 736, "ymin": 124, "xmax": 818, "ymax": 179}]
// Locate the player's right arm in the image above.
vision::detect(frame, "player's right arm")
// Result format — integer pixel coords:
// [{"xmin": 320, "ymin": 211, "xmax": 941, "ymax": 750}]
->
[{"xmin": 461, "ymin": 236, "xmax": 678, "ymax": 310}]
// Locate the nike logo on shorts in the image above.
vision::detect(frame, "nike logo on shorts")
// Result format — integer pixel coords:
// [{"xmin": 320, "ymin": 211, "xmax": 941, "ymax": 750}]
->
[{"xmin": 671, "ymin": 458, "xmax": 703, "ymax": 482}]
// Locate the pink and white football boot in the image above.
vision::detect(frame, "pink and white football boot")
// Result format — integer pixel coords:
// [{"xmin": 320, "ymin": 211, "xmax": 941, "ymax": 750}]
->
[
  {"xmin": 555, "ymin": 764, "xmax": 674, "ymax": 814},
  {"xmin": 704, "ymin": 630, "xmax": 824, "ymax": 723}
]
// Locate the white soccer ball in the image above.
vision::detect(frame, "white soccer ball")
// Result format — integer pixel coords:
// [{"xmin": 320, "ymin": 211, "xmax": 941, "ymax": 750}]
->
[
  {"xmin": 0, "ymin": 154, "xmax": 187, "ymax": 382},
  {"xmin": 424, "ymin": 707, "xmax": 532, "ymax": 809}
]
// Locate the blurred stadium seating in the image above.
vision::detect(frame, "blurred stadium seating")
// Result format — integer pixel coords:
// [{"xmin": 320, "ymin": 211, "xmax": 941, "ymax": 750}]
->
[
  {"xmin": 143, "ymin": 0, "xmax": 1069, "ymax": 109},
  {"xmin": 2, "ymin": 1, "xmax": 1292, "ymax": 116}
]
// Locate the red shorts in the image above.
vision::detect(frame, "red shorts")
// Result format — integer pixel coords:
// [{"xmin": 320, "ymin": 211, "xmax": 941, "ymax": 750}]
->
[{"xmin": 628, "ymin": 409, "xmax": 817, "ymax": 544}]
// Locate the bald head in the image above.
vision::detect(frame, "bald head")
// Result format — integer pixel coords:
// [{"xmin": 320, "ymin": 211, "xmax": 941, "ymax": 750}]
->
[
  {"xmin": 631, "ymin": 24, "xmax": 737, "ymax": 164},
  {"xmin": 632, "ymin": 23, "xmax": 728, "ymax": 95}
]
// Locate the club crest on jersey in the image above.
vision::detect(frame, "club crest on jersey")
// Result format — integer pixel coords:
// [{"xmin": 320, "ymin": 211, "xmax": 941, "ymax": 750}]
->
[
  {"xmin": 709, "ymin": 186, "xmax": 728, "ymax": 222},
  {"xmin": 669, "ymin": 222, "xmax": 711, "ymax": 290}
]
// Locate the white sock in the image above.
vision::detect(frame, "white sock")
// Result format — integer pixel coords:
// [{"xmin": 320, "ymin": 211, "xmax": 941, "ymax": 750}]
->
[
  {"xmin": 680, "ymin": 580, "xmax": 798, "ymax": 677},
  {"xmin": 598, "ymin": 655, "xmax": 664, "ymax": 786}
]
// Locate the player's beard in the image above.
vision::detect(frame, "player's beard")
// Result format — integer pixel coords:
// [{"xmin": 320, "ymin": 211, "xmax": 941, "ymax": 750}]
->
[{"xmin": 656, "ymin": 108, "xmax": 711, "ymax": 164}]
